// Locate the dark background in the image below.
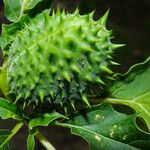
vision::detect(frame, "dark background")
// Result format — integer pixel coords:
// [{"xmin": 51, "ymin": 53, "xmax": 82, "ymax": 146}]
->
[{"xmin": 0, "ymin": 0, "xmax": 150, "ymax": 149}]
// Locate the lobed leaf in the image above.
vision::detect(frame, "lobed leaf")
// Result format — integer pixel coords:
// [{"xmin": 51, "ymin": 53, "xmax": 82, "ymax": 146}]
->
[
  {"xmin": 59, "ymin": 102, "xmax": 150, "ymax": 150},
  {"xmin": 107, "ymin": 57, "xmax": 150, "ymax": 130},
  {"xmin": 0, "ymin": 98, "xmax": 22, "ymax": 120},
  {"xmin": 0, "ymin": 15, "xmax": 30, "ymax": 49},
  {"xmin": 3, "ymin": 0, "xmax": 46, "ymax": 22},
  {"xmin": 0, "ymin": 130, "xmax": 10, "ymax": 150},
  {"xmin": 29, "ymin": 112, "xmax": 67, "ymax": 129},
  {"xmin": 0, "ymin": 9, "xmax": 50, "ymax": 50}
]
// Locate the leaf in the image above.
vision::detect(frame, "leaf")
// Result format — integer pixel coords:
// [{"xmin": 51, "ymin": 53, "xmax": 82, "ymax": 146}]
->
[
  {"xmin": 27, "ymin": 134, "xmax": 35, "ymax": 150},
  {"xmin": 0, "ymin": 130, "xmax": 10, "ymax": 150},
  {"xmin": 59, "ymin": 102, "xmax": 150, "ymax": 150},
  {"xmin": 27, "ymin": 130, "xmax": 38, "ymax": 150},
  {"xmin": 0, "ymin": 15, "xmax": 30, "ymax": 49},
  {"xmin": 3, "ymin": 0, "xmax": 47, "ymax": 22},
  {"xmin": 29, "ymin": 112, "xmax": 67, "ymax": 129},
  {"xmin": 0, "ymin": 64, "xmax": 10, "ymax": 96},
  {"xmin": 0, "ymin": 122, "xmax": 23, "ymax": 149},
  {"xmin": 0, "ymin": 9, "xmax": 50, "ymax": 50},
  {"xmin": 107, "ymin": 57, "xmax": 150, "ymax": 130},
  {"xmin": 0, "ymin": 98, "xmax": 22, "ymax": 120}
]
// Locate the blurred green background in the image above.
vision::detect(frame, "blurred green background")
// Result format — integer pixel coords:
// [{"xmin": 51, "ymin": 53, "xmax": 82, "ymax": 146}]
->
[{"xmin": 0, "ymin": 0, "xmax": 150, "ymax": 149}]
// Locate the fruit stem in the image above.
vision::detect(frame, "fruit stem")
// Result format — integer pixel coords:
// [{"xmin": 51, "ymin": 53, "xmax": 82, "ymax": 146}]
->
[
  {"xmin": 35, "ymin": 130, "xmax": 56, "ymax": 150},
  {"xmin": 0, "ymin": 122, "xmax": 24, "ymax": 148}
]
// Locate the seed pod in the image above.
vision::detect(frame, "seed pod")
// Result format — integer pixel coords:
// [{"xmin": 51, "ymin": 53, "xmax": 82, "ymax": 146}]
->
[{"xmin": 3, "ymin": 9, "xmax": 123, "ymax": 109}]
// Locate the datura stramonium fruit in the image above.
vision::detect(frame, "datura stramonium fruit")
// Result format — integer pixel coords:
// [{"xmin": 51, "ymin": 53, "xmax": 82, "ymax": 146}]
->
[{"xmin": 0, "ymin": 9, "xmax": 123, "ymax": 110}]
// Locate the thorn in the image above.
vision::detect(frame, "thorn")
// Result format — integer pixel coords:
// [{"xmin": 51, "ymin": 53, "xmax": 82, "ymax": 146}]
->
[
  {"xmin": 60, "ymin": 101, "xmax": 63, "ymax": 107},
  {"xmin": 85, "ymin": 74, "xmax": 92, "ymax": 81},
  {"xmin": 64, "ymin": 106, "xmax": 68, "ymax": 114},
  {"xmin": 47, "ymin": 97, "xmax": 51, "ymax": 103},
  {"xmin": 107, "ymin": 76, "xmax": 115, "ymax": 80},
  {"xmin": 59, "ymin": 59, "xmax": 64, "ymax": 67},
  {"xmin": 59, "ymin": 15, "xmax": 64, "ymax": 23},
  {"xmin": 71, "ymin": 64, "xmax": 80, "ymax": 73},
  {"xmin": 79, "ymin": 89, "xmax": 83, "ymax": 95},
  {"xmin": 82, "ymin": 95, "xmax": 91, "ymax": 108},
  {"xmin": 96, "ymin": 78, "xmax": 105, "ymax": 85},
  {"xmin": 107, "ymin": 55, "xmax": 113, "ymax": 59},
  {"xmin": 111, "ymin": 44, "xmax": 126, "ymax": 50},
  {"xmin": 59, "ymin": 83, "xmax": 63, "ymax": 89},
  {"xmin": 56, "ymin": 7, "xmax": 61, "ymax": 15},
  {"xmin": 74, "ymin": 7, "xmax": 79, "ymax": 15},
  {"xmin": 99, "ymin": 9, "xmax": 110, "ymax": 26},
  {"xmin": 30, "ymin": 83, "xmax": 35, "ymax": 90},
  {"xmin": 81, "ymin": 44, "xmax": 93, "ymax": 52},
  {"xmin": 15, "ymin": 94, "xmax": 22, "ymax": 103},
  {"xmin": 110, "ymin": 36, "xmax": 114, "ymax": 40},
  {"xmin": 50, "ymin": 66, "xmax": 57, "ymax": 73},
  {"xmin": 43, "ymin": 11, "xmax": 50, "ymax": 27},
  {"xmin": 70, "ymin": 101, "xmax": 76, "ymax": 110},
  {"xmin": 23, "ymin": 102, "xmax": 27, "ymax": 110},
  {"xmin": 52, "ymin": 9, "xmax": 55, "ymax": 16},
  {"xmin": 63, "ymin": 71, "xmax": 70, "ymax": 82},
  {"xmin": 39, "ymin": 90, "xmax": 44, "ymax": 103},
  {"xmin": 62, "ymin": 8, "xmax": 65, "ymax": 15},
  {"xmin": 25, "ymin": 91, "xmax": 30, "ymax": 99},
  {"xmin": 33, "ymin": 104, "xmax": 35, "ymax": 109},
  {"xmin": 89, "ymin": 10, "xmax": 95, "ymax": 19},
  {"xmin": 35, "ymin": 100, "xmax": 38, "ymax": 106},
  {"xmin": 27, "ymin": 100, "xmax": 32, "ymax": 106},
  {"xmin": 77, "ymin": 25, "xmax": 82, "ymax": 34},
  {"xmin": 110, "ymin": 61, "xmax": 120, "ymax": 66},
  {"xmin": 100, "ymin": 65, "xmax": 113, "ymax": 74},
  {"xmin": 5, "ymin": 91, "xmax": 13, "ymax": 97},
  {"xmin": 50, "ymin": 91, "xmax": 54, "ymax": 98},
  {"xmin": 109, "ymin": 30, "xmax": 113, "ymax": 35}
]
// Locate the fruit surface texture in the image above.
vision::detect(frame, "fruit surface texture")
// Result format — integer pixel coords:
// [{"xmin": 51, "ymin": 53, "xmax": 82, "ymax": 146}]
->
[{"xmin": 4, "ymin": 9, "xmax": 122, "ymax": 108}]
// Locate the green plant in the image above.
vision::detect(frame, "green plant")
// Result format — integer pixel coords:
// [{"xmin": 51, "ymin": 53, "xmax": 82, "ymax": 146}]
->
[{"xmin": 0, "ymin": 0, "xmax": 150, "ymax": 150}]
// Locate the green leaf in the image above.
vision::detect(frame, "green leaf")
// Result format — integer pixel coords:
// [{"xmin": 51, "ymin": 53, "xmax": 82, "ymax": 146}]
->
[
  {"xmin": 29, "ymin": 112, "xmax": 67, "ymax": 129},
  {"xmin": 0, "ymin": 9, "xmax": 50, "ymax": 51},
  {"xmin": 27, "ymin": 130, "xmax": 37, "ymax": 150},
  {"xmin": 58, "ymin": 102, "xmax": 150, "ymax": 150},
  {"xmin": 0, "ymin": 98, "xmax": 22, "ymax": 120},
  {"xmin": 0, "ymin": 64, "xmax": 10, "ymax": 96},
  {"xmin": 0, "ymin": 130, "xmax": 10, "ymax": 150},
  {"xmin": 3, "ymin": 0, "xmax": 47, "ymax": 22},
  {"xmin": 0, "ymin": 15, "xmax": 30, "ymax": 49},
  {"xmin": 27, "ymin": 134, "xmax": 35, "ymax": 150},
  {"xmin": 107, "ymin": 57, "xmax": 150, "ymax": 130},
  {"xmin": 0, "ymin": 122, "xmax": 23, "ymax": 149}
]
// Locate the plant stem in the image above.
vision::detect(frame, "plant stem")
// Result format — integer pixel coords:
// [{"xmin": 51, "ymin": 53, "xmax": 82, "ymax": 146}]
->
[
  {"xmin": 0, "ymin": 122, "xmax": 24, "ymax": 148},
  {"xmin": 54, "ymin": 121, "xmax": 69, "ymax": 128},
  {"xmin": 106, "ymin": 98, "xmax": 125, "ymax": 104},
  {"xmin": 35, "ymin": 130, "xmax": 56, "ymax": 150}
]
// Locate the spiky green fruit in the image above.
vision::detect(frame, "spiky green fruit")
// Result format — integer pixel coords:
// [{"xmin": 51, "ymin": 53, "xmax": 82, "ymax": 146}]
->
[{"xmin": 4, "ymin": 9, "xmax": 123, "ymax": 108}]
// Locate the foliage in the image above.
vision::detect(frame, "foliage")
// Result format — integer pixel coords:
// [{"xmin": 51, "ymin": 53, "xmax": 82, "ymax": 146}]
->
[
  {"xmin": 107, "ymin": 57, "xmax": 150, "ymax": 130},
  {"xmin": 0, "ymin": 0, "xmax": 150, "ymax": 150}
]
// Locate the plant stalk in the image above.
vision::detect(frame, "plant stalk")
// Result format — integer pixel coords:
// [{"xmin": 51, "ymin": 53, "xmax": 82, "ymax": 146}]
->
[
  {"xmin": 35, "ymin": 131, "xmax": 56, "ymax": 150},
  {"xmin": 0, "ymin": 122, "xmax": 24, "ymax": 148}
]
